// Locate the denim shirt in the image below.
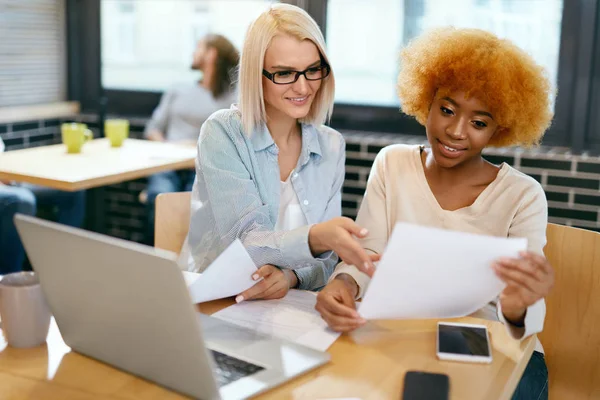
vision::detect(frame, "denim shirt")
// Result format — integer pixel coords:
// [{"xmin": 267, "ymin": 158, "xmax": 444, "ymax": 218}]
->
[{"xmin": 181, "ymin": 106, "xmax": 345, "ymax": 291}]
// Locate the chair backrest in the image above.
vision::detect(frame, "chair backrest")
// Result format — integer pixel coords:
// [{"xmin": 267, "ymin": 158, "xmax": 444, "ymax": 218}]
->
[
  {"xmin": 540, "ymin": 223, "xmax": 600, "ymax": 399},
  {"xmin": 155, "ymin": 192, "xmax": 191, "ymax": 254}
]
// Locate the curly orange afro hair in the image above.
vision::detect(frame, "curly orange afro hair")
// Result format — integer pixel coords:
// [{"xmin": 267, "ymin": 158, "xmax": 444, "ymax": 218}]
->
[{"xmin": 397, "ymin": 27, "xmax": 554, "ymax": 147}]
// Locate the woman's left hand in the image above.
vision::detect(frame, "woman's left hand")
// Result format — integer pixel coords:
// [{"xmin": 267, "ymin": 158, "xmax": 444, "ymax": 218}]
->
[
  {"xmin": 235, "ymin": 264, "xmax": 296, "ymax": 303},
  {"xmin": 492, "ymin": 251, "xmax": 554, "ymax": 324}
]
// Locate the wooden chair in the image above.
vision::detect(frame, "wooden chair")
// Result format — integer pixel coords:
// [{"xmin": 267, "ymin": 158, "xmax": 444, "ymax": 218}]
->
[
  {"xmin": 540, "ymin": 223, "xmax": 600, "ymax": 399},
  {"xmin": 154, "ymin": 191, "xmax": 191, "ymax": 254}
]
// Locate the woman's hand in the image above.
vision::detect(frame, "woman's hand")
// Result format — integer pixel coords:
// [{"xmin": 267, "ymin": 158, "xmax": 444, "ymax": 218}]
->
[
  {"xmin": 492, "ymin": 251, "xmax": 554, "ymax": 325},
  {"xmin": 309, "ymin": 217, "xmax": 376, "ymax": 277},
  {"xmin": 235, "ymin": 264, "xmax": 296, "ymax": 303},
  {"xmin": 315, "ymin": 274, "xmax": 366, "ymax": 332}
]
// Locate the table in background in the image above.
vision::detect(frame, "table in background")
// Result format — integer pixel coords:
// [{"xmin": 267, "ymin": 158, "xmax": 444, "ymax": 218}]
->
[
  {"xmin": 0, "ymin": 298, "xmax": 536, "ymax": 400},
  {"xmin": 0, "ymin": 138, "xmax": 196, "ymax": 233}
]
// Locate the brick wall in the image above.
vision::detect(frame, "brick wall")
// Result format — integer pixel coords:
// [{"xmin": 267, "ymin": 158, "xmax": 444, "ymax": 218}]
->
[
  {"xmin": 2, "ymin": 117, "xmax": 600, "ymax": 245},
  {"xmin": 341, "ymin": 131, "xmax": 600, "ymax": 232},
  {"xmin": 0, "ymin": 119, "xmax": 65, "ymax": 150}
]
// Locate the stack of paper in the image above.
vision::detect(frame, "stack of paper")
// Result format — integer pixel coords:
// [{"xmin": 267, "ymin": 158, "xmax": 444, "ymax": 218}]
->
[
  {"xmin": 211, "ymin": 290, "xmax": 341, "ymax": 352},
  {"xmin": 180, "ymin": 240, "xmax": 340, "ymax": 351},
  {"xmin": 182, "ymin": 239, "xmax": 257, "ymax": 303},
  {"xmin": 359, "ymin": 223, "xmax": 527, "ymax": 320}
]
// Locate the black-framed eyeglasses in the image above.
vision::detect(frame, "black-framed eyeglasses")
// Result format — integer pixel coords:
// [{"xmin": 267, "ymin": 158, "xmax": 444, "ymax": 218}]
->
[{"xmin": 262, "ymin": 64, "xmax": 331, "ymax": 85}]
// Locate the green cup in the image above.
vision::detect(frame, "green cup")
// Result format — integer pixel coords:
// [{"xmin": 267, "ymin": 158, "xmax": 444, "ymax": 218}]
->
[
  {"xmin": 105, "ymin": 119, "xmax": 129, "ymax": 148},
  {"xmin": 61, "ymin": 123, "xmax": 93, "ymax": 154}
]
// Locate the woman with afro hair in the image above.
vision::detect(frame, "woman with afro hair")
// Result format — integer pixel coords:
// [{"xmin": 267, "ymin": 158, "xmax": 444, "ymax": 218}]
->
[{"xmin": 315, "ymin": 27, "xmax": 554, "ymax": 399}]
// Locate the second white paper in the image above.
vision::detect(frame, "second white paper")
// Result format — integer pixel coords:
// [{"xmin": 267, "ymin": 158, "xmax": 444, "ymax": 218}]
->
[
  {"xmin": 182, "ymin": 239, "xmax": 257, "ymax": 303},
  {"xmin": 359, "ymin": 223, "xmax": 527, "ymax": 320}
]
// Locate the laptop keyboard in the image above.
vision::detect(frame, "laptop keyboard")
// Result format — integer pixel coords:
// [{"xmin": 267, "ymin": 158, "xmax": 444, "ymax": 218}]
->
[{"xmin": 210, "ymin": 350, "xmax": 265, "ymax": 387}]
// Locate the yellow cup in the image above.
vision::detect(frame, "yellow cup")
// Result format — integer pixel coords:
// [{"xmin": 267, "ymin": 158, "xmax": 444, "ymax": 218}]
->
[
  {"xmin": 105, "ymin": 119, "xmax": 129, "ymax": 148},
  {"xmin": 61, "ymin": 123, "xmax": 93, "ymax": 154}
]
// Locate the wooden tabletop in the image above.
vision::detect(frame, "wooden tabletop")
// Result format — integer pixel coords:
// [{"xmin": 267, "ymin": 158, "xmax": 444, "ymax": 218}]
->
[
  {"xmin": 0, "ymin": 298, "xmax": 535, "ymax": 400},
  {"xmin": 0, "ymin": 138, "xmax": 196, "ymax": 191}
]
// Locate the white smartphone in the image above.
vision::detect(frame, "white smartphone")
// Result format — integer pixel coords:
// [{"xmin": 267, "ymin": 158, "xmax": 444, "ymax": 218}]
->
[{"xmin": 436, "ymin": 322, "xmax": 492, "ymax": 364}]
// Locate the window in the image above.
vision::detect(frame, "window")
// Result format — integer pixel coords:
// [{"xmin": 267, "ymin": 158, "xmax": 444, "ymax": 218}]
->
[
  {"xmin": 69, "ymin": 0, "xmax": 600, "ymax": 150},
  {"xmin": 100, "ymin": 0, "xmax": 277, "ymax": 92},
  {"xmin": 0, "ymin": 0, "xmax": 66, "ymax": 107},
  {"xmin": 326, "ymin": 0, "xmax": 563, "ymax": 107}
]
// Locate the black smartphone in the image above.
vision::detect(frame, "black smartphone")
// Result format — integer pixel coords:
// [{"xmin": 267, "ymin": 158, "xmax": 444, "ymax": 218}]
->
[{"xmin": 402, "ymin": 370, "xmax": 450, "ymax": 400}]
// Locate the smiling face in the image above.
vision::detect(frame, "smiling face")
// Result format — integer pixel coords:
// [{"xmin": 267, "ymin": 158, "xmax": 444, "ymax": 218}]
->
[
  {"xmin": 425, "ymin": 90, "xmax": 499, "ymax": 168},
  {"xmin": 262, "ymin": 34, "xmax": 323, "ymax": 122}
]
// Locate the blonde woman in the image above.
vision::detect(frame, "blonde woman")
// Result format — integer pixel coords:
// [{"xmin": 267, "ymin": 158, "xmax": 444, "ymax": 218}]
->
[{"xmin": 183, "ymin": 4, "xmax": 375, "ymax": 301}]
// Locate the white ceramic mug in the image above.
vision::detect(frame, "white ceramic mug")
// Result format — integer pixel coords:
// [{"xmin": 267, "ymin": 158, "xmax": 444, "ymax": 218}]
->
[{"xmin": 0, "ymin": 271, "xmax": 51, "ymax": 348}]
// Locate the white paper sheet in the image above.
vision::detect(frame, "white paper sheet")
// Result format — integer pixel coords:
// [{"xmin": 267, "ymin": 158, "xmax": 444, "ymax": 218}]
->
[
  {"xmin": 181, "ymin": 239, "xmax": 257, "ymax": 303},
  {"xmin": 359, "ymin": 222, "xmax": 527, "ymax": 320},
  {"xmin": 182, "ymin": 270, "xmax": 201, "ymax": 286},
  {"xmin": 211, "ymin": 290, "xmax": 341, "ymax": 352}
]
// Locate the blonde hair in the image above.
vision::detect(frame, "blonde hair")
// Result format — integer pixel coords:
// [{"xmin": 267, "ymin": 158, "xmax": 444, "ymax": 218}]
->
[{"xmin": 238, "ymin": 3, "xmax": 335, "ymax": 135}]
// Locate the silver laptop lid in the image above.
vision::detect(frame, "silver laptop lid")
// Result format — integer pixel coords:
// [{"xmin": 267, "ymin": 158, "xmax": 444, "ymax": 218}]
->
[{"xmin": 14, "ymin": 214, "xmax": 220, "ymax": 400}]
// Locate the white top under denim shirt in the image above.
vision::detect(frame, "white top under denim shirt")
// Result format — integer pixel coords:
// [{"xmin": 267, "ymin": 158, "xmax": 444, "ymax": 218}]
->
[
  {"xmin": 274, "ymin": 173, "xmax": 308, "ymax": 231},
  {"xmin": 180, "ymin": 105, "xmax": 345, "ymax": 291}
]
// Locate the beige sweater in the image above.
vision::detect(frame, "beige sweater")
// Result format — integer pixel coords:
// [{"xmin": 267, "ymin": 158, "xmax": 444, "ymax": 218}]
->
[{"xmin": 332, "ymin": 144, "xmax": 547, "ymax": 348}]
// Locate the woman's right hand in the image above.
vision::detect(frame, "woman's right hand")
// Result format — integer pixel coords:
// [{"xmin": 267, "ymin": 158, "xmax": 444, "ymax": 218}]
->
[
  {"xmin": 315, "ymin": 274, "xmax": 366, "ymax": 332},
  {"xmin": 309, "ymin": 217, "xmax": 375, "ymax": 276}
]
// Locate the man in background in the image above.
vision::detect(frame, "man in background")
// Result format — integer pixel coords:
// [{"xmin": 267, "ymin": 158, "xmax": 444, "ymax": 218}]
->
[{"xmin": 143, "ymin": 34, "xmax": 239, "ymax": 245}]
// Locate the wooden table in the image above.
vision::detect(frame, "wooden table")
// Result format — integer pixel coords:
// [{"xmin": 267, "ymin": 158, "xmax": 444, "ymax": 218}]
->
[
  {"xmin": 0, "ymin": 138, "xmax": 196, "ymax": 192},
  {"xmin": 0, "ymin": 298, "xmax": 535, "ymax": 400},
  {"xmin": 0, "ymin": 138, "xmax": 196, "ymax": 233}
]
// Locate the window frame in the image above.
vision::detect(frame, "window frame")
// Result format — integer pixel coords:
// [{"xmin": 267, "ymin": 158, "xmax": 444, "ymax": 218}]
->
[{"xmin": 68, "ymin": 0, "xmax": 600, "ymax": 151}]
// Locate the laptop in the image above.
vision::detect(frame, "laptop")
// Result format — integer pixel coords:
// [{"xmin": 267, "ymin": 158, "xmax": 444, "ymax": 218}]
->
[{"xmin": 15, "ymin": 214, "xmax": 329, "ymax": 400}]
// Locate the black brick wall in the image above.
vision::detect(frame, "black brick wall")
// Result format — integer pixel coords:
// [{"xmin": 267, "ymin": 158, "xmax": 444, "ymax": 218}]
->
[{"xmin": 3, "ymin": 118, "xmax": 600, "ymax": 241}]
